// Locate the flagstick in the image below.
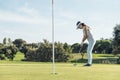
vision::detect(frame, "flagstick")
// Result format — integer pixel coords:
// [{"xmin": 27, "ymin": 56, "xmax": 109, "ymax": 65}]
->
[{"xmin": 52, "ymin": 0, "xmax": 55, "ymax": 74}]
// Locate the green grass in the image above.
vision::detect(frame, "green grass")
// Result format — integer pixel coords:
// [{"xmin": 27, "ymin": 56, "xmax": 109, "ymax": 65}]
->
[
  {"xmin": 0, "ymin": 63, "xmax": 120, "ymax": 80},
  {"xmin": 0, "ymin": 53, "xmax": 119, "ymax": 80},
  {"xmin": 14, "ymin": 52, "xmax": 25, "ymax": 61}
]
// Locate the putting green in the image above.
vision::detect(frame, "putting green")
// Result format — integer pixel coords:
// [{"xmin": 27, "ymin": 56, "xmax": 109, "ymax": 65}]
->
[{"xmin": 0, "ymin": 63, "xmax": 119, "ymax": 80}]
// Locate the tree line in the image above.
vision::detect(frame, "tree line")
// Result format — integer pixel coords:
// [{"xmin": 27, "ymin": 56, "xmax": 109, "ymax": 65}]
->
[{"xmin": 0, "ymin": 24, "xmax": 120, "ymax": 62}]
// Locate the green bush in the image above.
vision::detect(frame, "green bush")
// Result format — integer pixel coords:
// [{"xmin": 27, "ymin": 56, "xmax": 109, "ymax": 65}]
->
[{"xmin": 24, "ymin": 40, "xmax": 70, "ymax": 62}]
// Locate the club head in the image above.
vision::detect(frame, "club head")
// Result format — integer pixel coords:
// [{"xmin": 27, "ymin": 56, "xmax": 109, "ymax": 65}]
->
[
  {"xmin": 73, "ymin": 63, "xmax": 77, "ymax": 66},
  {"xmin": 51, "ymin": 73, "xmax": 58, "ymax": 75}
]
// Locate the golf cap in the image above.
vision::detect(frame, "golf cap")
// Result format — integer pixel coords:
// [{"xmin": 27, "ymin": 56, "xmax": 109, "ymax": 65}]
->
[{"xmin": 76, "ymin": 21, "xmax": 81, "ymax": 29}]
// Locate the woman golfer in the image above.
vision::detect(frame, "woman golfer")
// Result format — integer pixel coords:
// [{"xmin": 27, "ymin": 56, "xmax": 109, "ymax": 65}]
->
[{"xmin": 76, "ymin": 21, "xmax": 96, "ymax": 66}]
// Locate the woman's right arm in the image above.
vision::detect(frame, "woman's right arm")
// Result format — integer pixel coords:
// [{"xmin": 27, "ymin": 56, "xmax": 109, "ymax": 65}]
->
[{"xmin": 81, "ymin": 26, "xmax": 88, "ymax": 46}]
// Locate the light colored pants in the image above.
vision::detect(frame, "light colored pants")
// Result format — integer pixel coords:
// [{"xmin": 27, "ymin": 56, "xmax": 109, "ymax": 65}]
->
[{"xmin": 87, "ymin": 39, "xmax": 96, "ymax": 64}]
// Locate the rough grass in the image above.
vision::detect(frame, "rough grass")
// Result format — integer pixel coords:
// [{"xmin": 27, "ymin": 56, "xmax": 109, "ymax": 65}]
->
[{"xmin": 70, "ymin": 53, "xmax": 118, "ymax": 64}]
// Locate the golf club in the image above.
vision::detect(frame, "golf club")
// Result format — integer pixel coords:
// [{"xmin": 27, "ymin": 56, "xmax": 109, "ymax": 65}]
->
[{"xmin": 73, "ymin": 47, "xmax": 82, "ymax": 66}]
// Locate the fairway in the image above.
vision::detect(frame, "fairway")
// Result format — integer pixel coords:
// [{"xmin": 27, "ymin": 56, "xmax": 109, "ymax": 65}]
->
[{"xmin": 0, "ymin": 63, "xmax": 120, "ymax": 80}]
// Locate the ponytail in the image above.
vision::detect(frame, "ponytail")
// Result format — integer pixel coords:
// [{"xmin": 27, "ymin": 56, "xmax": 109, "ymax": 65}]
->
[{"xmin": 81, "ymin": 23, "xmax": 86, "ymax": 26}]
